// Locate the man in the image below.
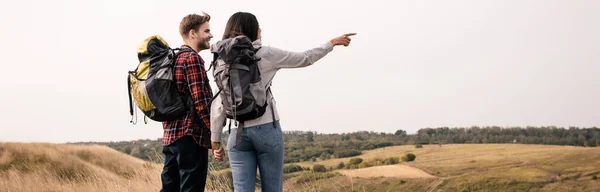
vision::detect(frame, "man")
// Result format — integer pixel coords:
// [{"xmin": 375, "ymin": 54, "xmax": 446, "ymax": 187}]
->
[{"xmin": 161, "ymin": 12, "xmax": 213, "ymax": 192}]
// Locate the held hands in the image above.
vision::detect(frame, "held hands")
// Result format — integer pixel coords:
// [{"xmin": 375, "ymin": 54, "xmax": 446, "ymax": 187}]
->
[
  {"xmin": 330, "ymin": 33, "xmax": 357, "ymax": 47},
  {"xmin": 211, "ymin": 142, "xmax": 225, "ymax": 162}
]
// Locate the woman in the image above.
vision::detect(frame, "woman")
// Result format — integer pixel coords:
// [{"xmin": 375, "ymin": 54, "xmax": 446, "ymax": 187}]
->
[{"xmin": 210, "ymin": 12, "xmax": 355, "ymax": 192}]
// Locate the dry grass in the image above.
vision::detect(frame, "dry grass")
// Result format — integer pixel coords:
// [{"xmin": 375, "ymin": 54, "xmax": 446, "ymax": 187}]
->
[
  {"xmin": 2, "ymin": 143, "xmax": 600, "ymax": 192},
  {"xmin": 0, "ymin": 142, "xmax": 232, "ymax": 192},
  {"xmin": 292, "ymin": 144, "xmax": 600, "ymax": 191},
  {"xmin": 337, "ymin": 164, "xmax": 435, "ymax": 178}
]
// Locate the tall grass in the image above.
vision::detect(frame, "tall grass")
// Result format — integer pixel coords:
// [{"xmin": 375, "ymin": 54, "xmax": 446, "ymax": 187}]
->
[
  {"xmin": 5, "ymin": 143, "xmax": 598, "ymax": 191},
  {"xmin": 0, "ymin": 142, "xmax": 234, "ymax": 192},
  {"xmin": 0, "ymin": 142, "xmax": 344, "ymax": 192}
]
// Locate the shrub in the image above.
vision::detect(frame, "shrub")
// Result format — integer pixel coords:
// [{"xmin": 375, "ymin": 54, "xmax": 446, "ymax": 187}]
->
[
  {"xmin": 358, "ymin": 162, "xmax": 371, "ymax": 169},
  {"xmin": 345, "ymin": 163, "xmax": 351, "ymax": 169},
  {"xmin": 283, "ymin": 164, "xmax": 305, "ymax": 174},
  {"xmin": 403, "ymin": 153, "xmax": 416, "ymax": 162},
  {"xmin": 312, "ymin": 164, "xmax": 327, "ymax": 172},
  {"xmin": 415, "ymin": 144, "xmax": 423, "ymax": 148},
  {"xmin": 333, "ymin": 150, "xmax": 362, "ymax": 158},
  {"xmin": 337, "ymin": 162, "xmax": 345, "ymax": 169},
  {"xmin": 384, "ymin": 157, "xmax": 400, "ymax": 165},
  {"xmin": 373, "ymin": 158, "xmax": 383, "ymax": 166},
  {"xmin": 319, "ymin": 152, "xmax": 329, "ymax": 160},
  {"xmin": 593, "ymin": 175, "xmax": 598, "ymax": 180},
  {"xmin": 348, "ymin": 157, "xmax": 363, "ymax": 165},
  {"xmin": 375, "ymin": 142, "xmax": 393, "ymax": 148}
]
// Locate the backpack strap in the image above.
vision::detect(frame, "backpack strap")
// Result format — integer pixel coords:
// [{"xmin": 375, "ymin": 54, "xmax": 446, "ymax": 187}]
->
[
  {"xmin": 228, "ymin": 119, "xmax": 232, "ymax": 134},
  {"xmin": 127, "ymin": 74, "xmax": 137, "ymax": 125},
  {"xmin": 173, "ymin": 47, "xmax": 195, "ymax": 54},
  {"xmin": 208, "ymin": 52, "xmax": 218, "ymax": 72},
  {"xmin": 265, "ymin": 76, "xmax": 277, "ymax": 127},
  {"xmin": 236, "ymin": 121, "xmax": 245, "ymax": 145},
  {"xmin": 206, "ymin": 52, "xmax": 223, "ymax": 107}
]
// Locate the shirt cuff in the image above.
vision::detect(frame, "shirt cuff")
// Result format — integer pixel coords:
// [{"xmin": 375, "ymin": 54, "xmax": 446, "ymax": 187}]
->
[
  {"xmin": 325, "ymin": 41, "xmax": 334, "ymax": 52},
  {"xmin": 211, "ymin": 132, "xmax": 222, "ymax": 142}
]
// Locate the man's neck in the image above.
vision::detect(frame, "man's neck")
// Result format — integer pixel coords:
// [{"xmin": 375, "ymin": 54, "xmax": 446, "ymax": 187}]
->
[{"xmin": 183, "ymin": 41, "xmax": 200, "ymax": 53}]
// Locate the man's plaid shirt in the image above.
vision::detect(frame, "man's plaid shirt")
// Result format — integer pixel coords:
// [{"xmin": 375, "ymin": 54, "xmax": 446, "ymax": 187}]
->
[{"xmin": 162, "ymin": 45, "xmax": 213, "ymax": 148}]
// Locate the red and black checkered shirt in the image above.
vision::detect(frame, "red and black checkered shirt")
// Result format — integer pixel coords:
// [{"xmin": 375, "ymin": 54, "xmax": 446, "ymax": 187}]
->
[{"xmin": 162, "ymin": 45, "xmax": 213, "ymax": 147}]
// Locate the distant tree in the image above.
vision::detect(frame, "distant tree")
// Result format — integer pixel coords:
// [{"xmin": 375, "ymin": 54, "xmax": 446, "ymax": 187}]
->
[
  {"xmin": 123, "ymin": 146, "xmax": 132, "ymax": 155},
  {"xmin": 354, "ymin": 134, "xmax": 364, "ymax": 141},
  {"xmin": 307, "ymin": 131, "xmax": 314, "ymax": 142},
  {"xmin": 395, "ymin": 129, "xmax": 407, "ymax": 136}
]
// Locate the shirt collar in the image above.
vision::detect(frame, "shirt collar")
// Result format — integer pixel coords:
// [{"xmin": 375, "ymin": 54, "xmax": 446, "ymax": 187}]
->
[
  {"xmin": 181, "ymin": 44, "xmax": 195, "ymax": 51},
  {"xmin": 180, "ymin": 45, "xmax": 204, "ymax": 63}
]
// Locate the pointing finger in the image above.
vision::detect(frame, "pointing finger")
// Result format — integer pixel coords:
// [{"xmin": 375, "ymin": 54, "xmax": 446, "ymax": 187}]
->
[{"xmin": 343, "ymin": 33, "xmax": 357, "ymax": 37}]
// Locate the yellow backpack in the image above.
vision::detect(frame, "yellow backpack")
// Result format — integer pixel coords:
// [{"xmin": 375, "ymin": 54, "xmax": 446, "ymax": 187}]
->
[{"xmin": 127, "ymin": 35, "xmax": 194, "ymax": 124}]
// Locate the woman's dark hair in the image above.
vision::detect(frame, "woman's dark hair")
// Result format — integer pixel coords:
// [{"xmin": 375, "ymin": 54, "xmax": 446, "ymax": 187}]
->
[{"xmin": 222, "ymin": 12, "xmax": 260, "ymax": 41}]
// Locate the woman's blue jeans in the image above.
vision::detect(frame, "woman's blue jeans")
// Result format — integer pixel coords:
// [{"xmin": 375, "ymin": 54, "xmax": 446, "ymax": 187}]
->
[{"xmin": 227, "ymin": 121, "xmax": 284, "ymax": 192}]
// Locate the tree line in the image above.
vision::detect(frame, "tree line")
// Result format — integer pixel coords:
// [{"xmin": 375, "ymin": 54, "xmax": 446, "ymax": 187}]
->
[
  {"xmin": 411, "ymin": 126, "xmax": 600, "ymax": 147},
  {"xmin": 72, "ymin": 126, "xmax": 599, "ymax": 170}
]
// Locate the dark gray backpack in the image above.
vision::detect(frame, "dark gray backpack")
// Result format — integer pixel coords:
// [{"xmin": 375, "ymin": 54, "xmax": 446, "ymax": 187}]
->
[{"xmin": 210, "ymin": 36, "xmax": 273, "ymax": 125}]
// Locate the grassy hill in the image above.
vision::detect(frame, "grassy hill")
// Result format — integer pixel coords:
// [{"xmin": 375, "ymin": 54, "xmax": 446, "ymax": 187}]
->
[
  {"xmin": 2, "ymin": 142, "xmax": 600, "ymax": 191},
  {"xmin": 0, "ymin": 142, "xmax": 233, "ymax": 192},
  {"xmin": 0, "ymin": 142, "xmax": 161, "ymax": 191},
  {"xmin": 289, "ymin": 144, "xmax": 600, "ymax": 191}
]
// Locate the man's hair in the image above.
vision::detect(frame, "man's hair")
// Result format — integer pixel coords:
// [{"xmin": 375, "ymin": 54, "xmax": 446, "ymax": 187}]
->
[
  {"xmin": 222, "ymin": 12, "xmax": 259, "ymax": 42},
  {"xmin": 179, "ymin": 12, "xmax": 211, "ymax": 38}
]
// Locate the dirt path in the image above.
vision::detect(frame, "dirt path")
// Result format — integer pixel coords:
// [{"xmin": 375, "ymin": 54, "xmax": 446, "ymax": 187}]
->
[
  {"xmin": 336, "ymin": 164, "xmax": 437, "ymax": 179},
  {"xmin": 426, "ymin": 178, "xmax": 444, "ymax": 192}
]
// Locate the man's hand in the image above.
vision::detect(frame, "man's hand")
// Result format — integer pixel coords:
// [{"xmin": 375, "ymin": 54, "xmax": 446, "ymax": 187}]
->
[
  {"xmin": 211, "ymin": 142, "xmax": 225, "ymax": 162},
  {"xmin": 330, "ymin": 33, "xmax": 357, "ymax": 47}
]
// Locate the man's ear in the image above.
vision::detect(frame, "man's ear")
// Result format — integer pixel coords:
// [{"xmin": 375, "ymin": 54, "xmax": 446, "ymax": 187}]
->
[{"xmin": 188, "ymin": 29, "xmax": 196, "ymax": 39}]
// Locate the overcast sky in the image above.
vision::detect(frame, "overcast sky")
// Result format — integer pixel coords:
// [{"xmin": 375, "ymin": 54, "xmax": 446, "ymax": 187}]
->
[{"xmin": 1, "ymin": 0, "xmax": 598, "ymax": 143}]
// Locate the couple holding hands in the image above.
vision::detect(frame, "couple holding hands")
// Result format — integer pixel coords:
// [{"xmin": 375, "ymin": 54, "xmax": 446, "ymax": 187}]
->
[{"xmin": 160, "ymin": 11, "xmax": 355, "ymax": 192}]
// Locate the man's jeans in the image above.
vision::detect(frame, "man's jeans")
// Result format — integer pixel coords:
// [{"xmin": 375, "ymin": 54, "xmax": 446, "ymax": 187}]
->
[
  {"xmin": 161, "ymin": 136, "xmax": 209, "ymax": 192},
  {"xmin": 227, "ymin": 121, "xmax": 284, "ymax": 192}
]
